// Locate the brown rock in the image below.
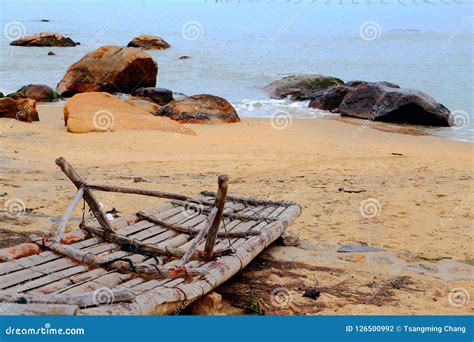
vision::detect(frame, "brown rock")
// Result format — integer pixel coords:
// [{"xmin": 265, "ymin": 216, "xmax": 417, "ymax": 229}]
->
[
  {"xmin": 10, "ymin": 32, "xmax": 78, "ymax": 47},
  {"xmin": 281, "ymin": 229, "xmax": 300, "ymax": 247},
  {"xmin": 124, "ymin": 96, "xmax": 160, "ymax": 114},
  {"xmin": 127, "ymin": 35, "xmax": 170, "ymax": 50},
  {"xmin": 189, "ymin": 292, "xmax": 223, "ymax": 315},
  {"xmin": 178, "ymin": 55, "xmax": 190, "ymax": 60},
  {"xmin": 0, "ymin": 97, "xmax": 39, "ymax": 122},
  {"xmin": 157, "ymin": 94, "xmax": 240, "ymax": 124},
  {"xmin": 63, "ymin": 92, "xmax": 194, "ymax": 135},
  {"xmin": 57, "ymin": 46, "xmax": 158, "ymax": 97},
  {"xmin": 16, "ymin": 84, "xmax": 57, "ymax": 102}
]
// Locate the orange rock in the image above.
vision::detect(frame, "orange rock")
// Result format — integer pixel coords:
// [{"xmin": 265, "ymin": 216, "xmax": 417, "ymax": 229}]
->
[
  {"xmin": 127, "ymin": 35, "xmax": 170, "ymax": 50},
  {"xmin": 10, "ymin": 32, "xmax": 78, "ymax": 47},
  {"xmin": 57, "ymin": 46, "xmax": 157, "ymax": 96},
  {"xmin": 189, "ymin": 292, "xmax": 223, "ymax": 315},
  {"xmin": 63, "ymin": 92, "xmax": 194, "ymax": 135}
]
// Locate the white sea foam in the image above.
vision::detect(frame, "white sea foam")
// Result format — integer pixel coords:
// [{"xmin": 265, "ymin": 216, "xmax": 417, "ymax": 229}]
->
[{"xmin": 232, "ymin": 98, "xmax": 333, "ymax": 119}]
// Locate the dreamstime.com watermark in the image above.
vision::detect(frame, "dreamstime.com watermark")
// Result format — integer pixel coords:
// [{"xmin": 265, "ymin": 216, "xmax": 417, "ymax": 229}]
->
[{"xmin": 4, "ymin": 322, "xmax": 85, "ymax": 336}]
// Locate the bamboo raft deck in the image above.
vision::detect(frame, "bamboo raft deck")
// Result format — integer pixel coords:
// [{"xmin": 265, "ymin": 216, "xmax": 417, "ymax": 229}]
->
[{"xmin": 0, "ymin": 158, "xmax": 301, "ymax": 315}]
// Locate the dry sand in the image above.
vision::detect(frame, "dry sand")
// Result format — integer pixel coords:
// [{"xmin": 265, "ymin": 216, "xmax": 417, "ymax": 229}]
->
[{"xmin": 0, "ymin": 104, "xmax": 472, "ymax": 315}]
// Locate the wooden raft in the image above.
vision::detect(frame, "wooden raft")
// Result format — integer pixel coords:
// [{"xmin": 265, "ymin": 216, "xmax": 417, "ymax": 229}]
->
[{"xmin": 0, "ymin": 157, "xmax": 301, "ymax": 315}]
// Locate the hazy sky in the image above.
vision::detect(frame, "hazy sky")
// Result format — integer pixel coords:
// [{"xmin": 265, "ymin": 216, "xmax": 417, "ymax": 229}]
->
[{"xmin": 1, "ymin": 0, "xmax": 473, "ymax": 36}]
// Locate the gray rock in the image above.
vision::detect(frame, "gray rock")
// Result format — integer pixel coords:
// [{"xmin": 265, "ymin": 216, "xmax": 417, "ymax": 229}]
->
[
  {"xmin": 309, "ymin": 81, "xmax": 453, "ymax": 127},
  {"xmin": 263, "ymin": 74, "xmax": 344, "ymax": 100},
  {"xmin": 131, "ymin": 87, "xmax": 173, "ymax": 106}
]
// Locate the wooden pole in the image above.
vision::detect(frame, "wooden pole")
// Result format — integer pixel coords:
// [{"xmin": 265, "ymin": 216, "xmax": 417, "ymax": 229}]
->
[
  {"xmin": 203, "ymin": 175, "xmax": 229, "ymax": 257},
  {"xmin": 0, "ymin": 288, "xmax": 134, "ymax": 307},
  {"xmin": 177, "ymin": 175, "xmax": 229, "ymax": 266},
  {"xmin": 86, "ymin": 183, "xmax": 213, "ymax": 206},
  {"xmin": 55, "ymin": 157, "xmax": 113, "ymax": 234},
  {"xmin": 29, "ymin": 234, "xmax": 198, "ymax": 279},
  {"xmin": 55, "ymin": 187, "xmax": 84, "ymax": 242},
  {"xmin": 200, "ymin": 191, "xmax": 295, "ymax": 207},
  {"xmin": 82, "ymin": 223, "xmax": 234, "ymax": 258}
]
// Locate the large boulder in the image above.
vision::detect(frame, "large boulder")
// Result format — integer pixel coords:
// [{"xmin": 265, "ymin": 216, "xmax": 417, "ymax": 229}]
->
[
  {"xmin": 156, "ymin": 94, "xmax": 240, "ymax": 124},
  {"xmin": 14, "ymin": 84, "xmax": 58, "ymax": 102},
  {"xmin": 263, "ymin": 74, "xmax": 344, "ymax": 100},
  {"xmin": 63, "ymin": 92, "xmax": 194, "ymax": 134},
  {"xmin": 309, "ymin": 81, "xmax": 453, "ymax": 127},
  {"xmin": 10, "ymin": 32, "xmax": 79, "ymax": 47},
  {"xmin": 127, "ymin": 35, "xmax": 170, "ymax": 50},
  {"xmin": 0, "ymin": 97, "xmax": 39, "ymax": 122},
  {"xmin": 56, "ymin": 46, "xmax": 158, "ymax": 97},
  {"xmin": 131, "ymin": 87, "xmax": 173, "ymax": 105}
]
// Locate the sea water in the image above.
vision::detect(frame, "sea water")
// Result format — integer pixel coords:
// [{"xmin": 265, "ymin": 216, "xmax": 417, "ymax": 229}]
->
[{"xmin": 0, "ymin": 0, "xmax": 472, "ymax": 141}]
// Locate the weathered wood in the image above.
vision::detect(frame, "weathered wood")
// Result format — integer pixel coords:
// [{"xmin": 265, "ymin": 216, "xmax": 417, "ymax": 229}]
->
[
  {"xmin": 0, "ymin": 243, "xmax": 41, "ymax": 262},
  {"xmin": 55, "ymin": 157, "xmax": 113, "ymax": 234},
  {"xmin": 87, "ymin": 183, "xmax": 213, "ymax": 206},
  {"xmin": 136, "ymin": 211, "xmax": 261, "ymax": 238},
  {"xmin": 204, "ymin": 175, "xmax": 229, "ymax": 257},
  {"xmin": 55, "ymin": 187, "xmax": 84, "ymax": 242},
  {"xmin": 0, "ymin": 288, "xmax": 134, "ymax": 307},
  {"xmin": 19, "ymin": 266, "xmax": 88, "ymax": 293},
  {"xmin": 0, "ymin": 257, "xmax": 77, "ymax": 290},
  {"xmin": 0, "ymin": 303, "xmax": 79, "ymax": 315},
  {"xmin": 178, "ymin": 206, "xmax": 218, "ymax": 267},
  {"xmin": 81, "ymin": 224, "xmax": 234, "ymax": 259},
  {"xmin": 29, "ymin": 235, "xmax": 199, "ymax": 279},
  {"xmin": 200, "ymin": 191, "xmax": 296, "ymax": 207},
  {"xmin": 171, "ymin": 200, "xmax": 278, "ymax": 222},
  {"xmin": 81, "ymin": 224, "xmax": 183, "ymax": 257},
  {"xmin": 34, "ymin": 269, "xmax": 109, "ymax": 295}
]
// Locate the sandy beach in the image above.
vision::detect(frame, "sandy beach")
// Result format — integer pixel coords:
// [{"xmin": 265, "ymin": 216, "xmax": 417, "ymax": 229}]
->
[{"xmin": 0, "ymin": 104, "xmax": 472, "ymax": 315}]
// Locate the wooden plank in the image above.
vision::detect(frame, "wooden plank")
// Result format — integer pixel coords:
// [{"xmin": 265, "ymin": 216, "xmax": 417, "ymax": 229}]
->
[
  {"xmin": 130, "ymin": 279, "xmax": 171, "ymax": 292},
  {"xmin": 136, "ymin": 212, "xmax": 261, "ymax": 238},
  {"xmin": 0, "ymin": 252, "xmax": 56, "ymax": 276},
  {"xmin": 119, "ymin": 278, "xmax": 146, "ymax": 289},
  {"xmin": 61, "ymin": 272, "xmax": 132, "ymax": 295},
  {"xmin": 33, "ymin": 269, "xmax": 109, "ymax": 294},
  {"xmin": 0, "ymin": 288, "xmax": 134, "ymax": 307},
  {"xmin": 13, "ymin": 265, "xmax": 88, "ymax": 292},
  {"xmin": 0, "ymin": 258, "xmax": 77, "ymax": 290},
  {"xmin": 176, "ymin": 205, "xmax": 266, "ymax": 253},
  {"xmin": 0, "ymin": 303, "xmax": 78, "ymax": 315}
]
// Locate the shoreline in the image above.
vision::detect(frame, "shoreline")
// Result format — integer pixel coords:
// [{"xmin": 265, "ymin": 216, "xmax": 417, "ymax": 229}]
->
[{"xmin": 35, "ymin": 102, "xmax": 474, "ymax": 143}]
